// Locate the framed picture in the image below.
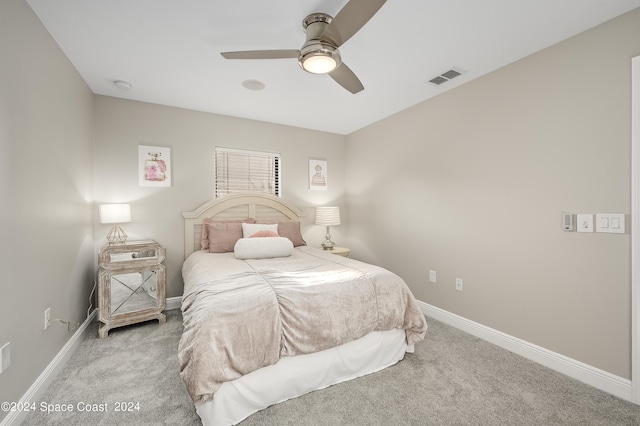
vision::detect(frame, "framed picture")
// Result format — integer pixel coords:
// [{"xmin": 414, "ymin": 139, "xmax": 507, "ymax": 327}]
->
[
  {"xmin": 309, "ymin": 159, "xmax": 327, "ymax": 191},
  {"xmin": 139, "ymin": 145, "xmax": 171, "ymax": 187}
]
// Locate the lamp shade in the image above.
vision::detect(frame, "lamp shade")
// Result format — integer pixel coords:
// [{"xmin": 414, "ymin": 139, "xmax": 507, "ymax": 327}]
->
[
  {"xmin": 315, "ymin": 206, "xmax": 341, "ymax": 226},
  {"xmin": 99, "ymin": 204, "xmax": 131, "ymax": 224}
]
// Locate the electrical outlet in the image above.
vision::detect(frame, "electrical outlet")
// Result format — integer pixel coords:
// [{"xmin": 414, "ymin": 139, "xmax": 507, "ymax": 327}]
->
[
  {"xmin": 429, "ymin": 270, "xmax": 436, "ymax": 283},
  {"xmin": 1, "ymin": 342, "xmax": 10, "ymax": 374},
  {"xmin": 455, "ymin": 278, "xmax": 463, "ymax": 291},
  {"xmin": 44, "ymin": 307, "xmax": 51, "ymax": 330}
]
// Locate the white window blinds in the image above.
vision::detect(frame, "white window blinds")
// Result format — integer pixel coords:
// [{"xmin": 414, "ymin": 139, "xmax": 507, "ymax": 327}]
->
[{"xmin": 215, "ymin": 147, "xmax": 281, "ymax": 197}]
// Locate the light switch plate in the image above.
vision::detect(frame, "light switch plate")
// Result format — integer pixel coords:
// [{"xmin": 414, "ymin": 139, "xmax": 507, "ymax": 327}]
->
[
  {"xmin": 595, "ymin": 213, "xmax": 625, "ymax": 233},
  {"xmin": 576, "ymin": 214, "xmax": 594, "ymax": 233}
]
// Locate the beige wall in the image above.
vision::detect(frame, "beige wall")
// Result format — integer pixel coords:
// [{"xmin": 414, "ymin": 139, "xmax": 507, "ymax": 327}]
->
[
  {"xmin": 0, "ymin": 0, "xmax": 95, "ymax": 419},
  {"xmin": 93, "ymin": 96, "xmax": 347, "ymax": 297},
  {"xmin": 346, "ymin": 9, "xmax": 640, "ymax": 379}
]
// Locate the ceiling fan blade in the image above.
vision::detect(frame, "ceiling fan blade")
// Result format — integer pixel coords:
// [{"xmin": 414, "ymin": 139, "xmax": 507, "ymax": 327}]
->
[
  {"xmin": 221, "ymin": 50, "xmax": 299, "ymax": 60},
  {"xmin": 321, "ymin": 0, "xmax": 387, "ymax": 47},
  {"xmin": 329, "ymin": 63, "xmax": 364, "ymax": 94}
]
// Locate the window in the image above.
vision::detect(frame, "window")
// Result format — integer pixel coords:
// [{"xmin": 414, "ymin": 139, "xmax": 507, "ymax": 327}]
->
[{"xmin": 214, "ymin": 147, "xmax": 281, "ymax": 197}]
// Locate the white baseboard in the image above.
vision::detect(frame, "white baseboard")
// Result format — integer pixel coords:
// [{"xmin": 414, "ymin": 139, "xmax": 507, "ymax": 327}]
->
[
  {"xmin": 166, "ymin": 296, "xmax": 181, "ymax": 311},
  {"xmin": 0, "ymin": 310, "xmax": 97, "ymax": 426},
  {"xmin": 418, "ymin": 301, "xmax": 633, "ymax": 403}
]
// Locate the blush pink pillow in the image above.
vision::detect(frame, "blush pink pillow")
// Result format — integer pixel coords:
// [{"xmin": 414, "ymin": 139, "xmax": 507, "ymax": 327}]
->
[
  {"xmin": 256, "ymin": 220, "xmax": 306, "ymax": 247},
  {"xmin": 206, "ymin": 222, "xmax": 245, "ymax": 253},
  {"xmin": 201, "ymin": 218, "xmax": 255, "ymax": 250},
  {"xmin": 249, "ymin": 230, "xmax": 279, "ymax": 238}
]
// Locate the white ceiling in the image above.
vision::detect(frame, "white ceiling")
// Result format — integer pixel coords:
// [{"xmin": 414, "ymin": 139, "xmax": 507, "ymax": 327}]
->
[{"xmin": 26, "ymin": 0, "xmax": 640, "ymax": 135}]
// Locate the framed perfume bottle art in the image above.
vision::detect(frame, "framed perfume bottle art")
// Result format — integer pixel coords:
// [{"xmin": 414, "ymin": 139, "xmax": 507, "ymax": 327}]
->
[{"xmin": 139, "ymin": 145, "xmax": 171, "ymax": 187}]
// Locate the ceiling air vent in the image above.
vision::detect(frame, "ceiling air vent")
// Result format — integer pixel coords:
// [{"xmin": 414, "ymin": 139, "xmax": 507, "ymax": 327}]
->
[
  {"xmin": 428, "ymin": 68, "xmax": 464, "ymax": 86},
  {"xmin": 428, "ymin": 76, "xmax": 448, "ymax": 85}
]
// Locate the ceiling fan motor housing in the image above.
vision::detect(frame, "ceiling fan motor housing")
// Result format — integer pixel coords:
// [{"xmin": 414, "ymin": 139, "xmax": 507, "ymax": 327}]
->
[{"xmin": 298, "ymin": 13, "xmax": 342, "ymax": 74}]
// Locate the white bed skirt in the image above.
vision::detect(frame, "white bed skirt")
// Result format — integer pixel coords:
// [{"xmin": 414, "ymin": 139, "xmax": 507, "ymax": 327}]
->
[{"xmin": 196, "ymin": 328, "xmax": 410, "ymax": 426}]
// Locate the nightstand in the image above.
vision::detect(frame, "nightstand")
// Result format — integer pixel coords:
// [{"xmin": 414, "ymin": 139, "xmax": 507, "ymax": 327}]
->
[
  {"xmin": 98, "ymin": 239, "xmax": 166, "ymax": 338},
  {"xmin": 327, "ymin": 246, "xmax": 350, "ymax": 257}
]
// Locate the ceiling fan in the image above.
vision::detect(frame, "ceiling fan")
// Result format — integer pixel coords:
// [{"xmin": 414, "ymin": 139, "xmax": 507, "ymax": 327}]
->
[{"xmin": 221, "ymin": 0, "xmax": 387, "ymax": 94}]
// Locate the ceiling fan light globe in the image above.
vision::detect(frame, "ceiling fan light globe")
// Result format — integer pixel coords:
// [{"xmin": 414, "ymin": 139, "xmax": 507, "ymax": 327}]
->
[{"xmin": 302, "ymin": 55, "xmax": 337, "ymax": 74}]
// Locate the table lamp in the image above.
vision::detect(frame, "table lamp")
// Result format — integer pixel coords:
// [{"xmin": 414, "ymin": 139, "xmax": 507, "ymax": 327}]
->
[
  {"xmin": 99, "ymin": 204, "xmax": 131, "ymax": 245},
  {"xmin": 315, "ymin": 206, "xmax": 340, "ymax": 250}
]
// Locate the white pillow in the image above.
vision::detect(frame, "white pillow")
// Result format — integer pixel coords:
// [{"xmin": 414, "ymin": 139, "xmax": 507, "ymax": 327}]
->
[
  {"xmin": 234, "ymin": 237, "xmax": 293, "ymax": 260},
  {"xmin": 242, "ymin": 222, "xmax": 278, "ymax": 238}
]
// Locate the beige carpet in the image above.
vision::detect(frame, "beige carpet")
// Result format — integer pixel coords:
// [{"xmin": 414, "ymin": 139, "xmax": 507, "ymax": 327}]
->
[{"xmin": 23, "ymin": 310, "xmax": 640, "ymax": 425}]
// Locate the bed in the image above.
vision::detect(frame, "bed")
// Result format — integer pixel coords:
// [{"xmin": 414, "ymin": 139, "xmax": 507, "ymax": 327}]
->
[{"xmin": 179, "ymin": 193, "xmax": 427, "ymax": 425}]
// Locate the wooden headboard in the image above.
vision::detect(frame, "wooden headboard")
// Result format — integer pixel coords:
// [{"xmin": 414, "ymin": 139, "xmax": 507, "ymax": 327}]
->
[{"xmin": 182, "ymin": 193, "xmax": 306, "ymax": 258}]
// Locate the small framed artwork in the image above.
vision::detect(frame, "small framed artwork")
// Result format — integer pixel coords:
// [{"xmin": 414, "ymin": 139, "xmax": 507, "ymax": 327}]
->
[
  {"xmin": 139, "ymin": 145, "xmax": 171, "ymax": 187},
  {"xmin": 309, "ymin": 159, "xmax": 328, "ymax": 191}
]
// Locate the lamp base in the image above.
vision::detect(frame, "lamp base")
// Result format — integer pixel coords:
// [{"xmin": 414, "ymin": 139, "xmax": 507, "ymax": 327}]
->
[
  {"xmin": 322, "ymin": 226, "xmax": 336, "ymax": 250},
  {"xmin": 321, "ymin": 225, "xmax": 336, "ymax": 250},
  {"xmin": 106, "ymin": 224, "xmax": 128, "ymax": 245},
  {"xmin": 321, "ymin": 240, "xmax": 335, "ymax": 250}
]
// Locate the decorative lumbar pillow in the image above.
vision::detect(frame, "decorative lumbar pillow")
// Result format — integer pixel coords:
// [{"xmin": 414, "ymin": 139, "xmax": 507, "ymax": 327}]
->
[
  {"xmin": 256, "ymin": 220, "xmax": 306, "ymax": 247},
  {"xmin": 241, "ymin": 222, "xmax": 278, "ymax": 238},
  {"xmin": 249, "ymin": 230, "xmax": 279, "ymax": 238},
  {"xmin": 201, "ymin": 218, "xmax": 255, "ymax": 250},
  {"xmin": 234, "ymin": 237, "xmax": 294, "ymax": 260}
]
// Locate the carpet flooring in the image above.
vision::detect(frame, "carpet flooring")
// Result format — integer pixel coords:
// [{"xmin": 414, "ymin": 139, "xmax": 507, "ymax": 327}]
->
[{"xmin": 22, "ymin": 310, "xmax": 640, "ymax": 425}]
